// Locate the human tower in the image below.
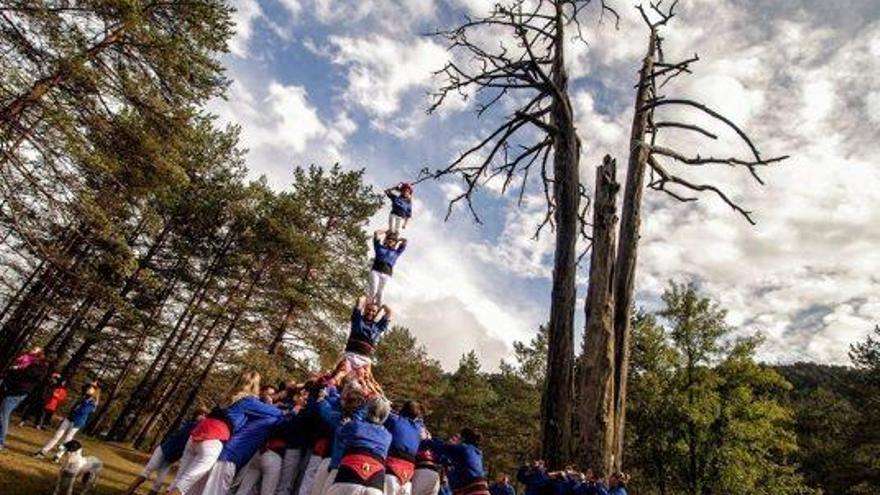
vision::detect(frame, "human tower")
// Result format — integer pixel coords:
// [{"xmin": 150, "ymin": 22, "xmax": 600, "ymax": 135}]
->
[{"xmin": 122, "ymin": 182, "xmax": 490, "ymax": 495}]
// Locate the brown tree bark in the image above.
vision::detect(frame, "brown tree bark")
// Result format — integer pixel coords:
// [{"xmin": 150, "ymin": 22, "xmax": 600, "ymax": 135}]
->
[
  {"xmin": 107, "ymin": 234, "xmax": 231, "ymax": 440},
  {"xmin": 0, "ymin": 24, "xmax": 127, "ymax": 130},
  {"xmin": 611, "ymin": 32, "xmax": 657, "ymax": 471},
  {"xmin": 540, "ymin": 2, "xmax": 580, "ymax": 469},
  {"xmin": 60, "ymin": 223, "xmax": 171, "ymax": 379},
  {"xmin": 576, "ymin": 156, "xmax": 619, "ymax": 474},
  {"xmin": 164, "ymin": 259, "xmax": 268, "ymax": 439}
]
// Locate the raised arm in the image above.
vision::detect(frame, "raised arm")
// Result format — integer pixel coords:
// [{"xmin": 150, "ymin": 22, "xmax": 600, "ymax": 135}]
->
[
  {"xmin": 356, "ymin": 296, "xmax": 367, "ymax": 312},
  {"xmin": 379, "ymin": 304, "xmax": 393, "ymax": 322}
]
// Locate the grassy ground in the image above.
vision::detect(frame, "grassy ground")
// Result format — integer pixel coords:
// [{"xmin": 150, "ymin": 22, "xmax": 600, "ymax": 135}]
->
[{"xmin": 0, "ymin": 419, "xmax": 152, "ymax": 495}]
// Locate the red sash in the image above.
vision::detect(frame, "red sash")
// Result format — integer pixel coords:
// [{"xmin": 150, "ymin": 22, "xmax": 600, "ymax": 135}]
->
[
  {"xmin": 265, "ymin": 437, "xmax": 286, "ymax": 453},
  {"xmin": 386, "ymin": 456, "xmax": 416, "ymax": 484},
  {"xmin": 453, "ymin": 479, "xmax": 490, "ymax": 495},
  {"xmin": 313, "ymin": 437, "xmax": 331, "ymax": 457},
  {"xmin": 340, "ymin": 453, "xmax": 386, "ymax": 482}
]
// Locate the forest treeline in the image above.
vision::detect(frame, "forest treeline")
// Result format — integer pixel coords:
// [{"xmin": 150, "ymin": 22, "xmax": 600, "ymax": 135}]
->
[
  {"xmin": 369, "ymin": 286, "xmax": 880, "ymax": 495},
  {"xmin": 0, "ymin": 0, "xmax": 381, "ymax": 451}
]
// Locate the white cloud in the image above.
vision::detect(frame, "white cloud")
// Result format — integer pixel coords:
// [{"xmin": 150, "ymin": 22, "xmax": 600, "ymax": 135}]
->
[
  {"xmin": 375, "ymin": 204, "xmax": 540, "ymax": 370},
  {"xmin": 210, "ymin": 79, "xmax": 355, "ymax": 189},
  {"xmin": 228, "ymin": 0, "xmax": 264, "ymax": 57},
  {"xmin": 214, "ymin": 0, "xmax": 880, "ymax": 368},
  {"xmin": 326, "ymin": 35, "xmax": 449, "ymax": 118}
]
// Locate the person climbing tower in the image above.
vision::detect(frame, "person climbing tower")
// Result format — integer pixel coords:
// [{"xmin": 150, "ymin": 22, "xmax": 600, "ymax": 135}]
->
[
  {"xmin": 330, "ymin": 296, "xmax": 391, "ymax": 397},
  {"xmin": 369, "ymin": 230, "xmax": 406, "ymax": 306},
  {"xmin": 385, "ymin": 183, "xmax": 413, "ymax": 233}
]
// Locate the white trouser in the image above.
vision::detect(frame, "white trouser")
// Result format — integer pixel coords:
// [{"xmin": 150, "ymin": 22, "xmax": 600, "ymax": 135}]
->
[
  {"xmin": 384, "ymin": 474, "xmax": 412, "ymax": 495},
  {"xmin": 368, "ymin": 271, "xmax": 391, "ymax": 305},
  {"xmin": 141, "ymin": 446, "xmax": 173, "ymax": 492},
  {"xmin": 343, "ymin": 352, "xmax": 373, "ymax": 371},
  {"xmin": 328, "ymin": 482, "xmax": 384, "ymax": 495},
  {"xmin": 236, "ymin": 450, "xmax": 284, "ymax": 495},
  {"xmin": 320, "ymin": 469, "xmax": 337, "ymax": 495},
  {"xmin": 310, "ymin": 458, "xmax": 333, "ymax": 495},
  {"xmin": 410, "ymin": 470, "xmax": 439, "ymax": 495},
  {"xmin": 40, "ymin": 419, "xmax": 79, "ymax": 454},
  {"xmin": 202, "ymin": 459, "xmax": 238, "ymax": 495},
  {"xmin": 388, "ymin": 214, "xmax": 406, "ymax": 233},
  {"xmin": 169, "ymin": 438, "xmax": 224, "ymax": 494},
  {"xmin": 297, "ymin": 455, "xmax": 325, "ymax": 495},
  {"xmin": 276, "ymin": 449, "xmax": 306, "ymax": 495}
]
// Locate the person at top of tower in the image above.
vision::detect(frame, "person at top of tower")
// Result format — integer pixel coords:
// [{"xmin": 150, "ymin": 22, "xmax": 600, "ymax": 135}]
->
[
  {"xmin": 385, "ymin": 183, "xmax": 413, "ymax": 233},
  {"xmin": 369, "ymin": 230, "xmax": 407, "ymax": 306}
]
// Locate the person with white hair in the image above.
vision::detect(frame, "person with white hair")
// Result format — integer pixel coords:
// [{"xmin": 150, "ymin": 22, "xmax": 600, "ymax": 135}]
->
[{"xmin": 327, "ymin": 397, "xmax": 393, "ymax": 495}]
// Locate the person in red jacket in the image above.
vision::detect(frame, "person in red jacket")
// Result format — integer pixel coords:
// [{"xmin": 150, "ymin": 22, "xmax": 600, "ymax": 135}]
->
[{"xmin": 37, "ymin": 376, "xmax": 68, "ymax": 430}]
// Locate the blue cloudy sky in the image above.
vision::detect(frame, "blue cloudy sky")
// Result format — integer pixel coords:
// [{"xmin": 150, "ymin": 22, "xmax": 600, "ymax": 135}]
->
[{"xmin": 210, "ymin": 0, "xmax": 880, "ymax": 370}]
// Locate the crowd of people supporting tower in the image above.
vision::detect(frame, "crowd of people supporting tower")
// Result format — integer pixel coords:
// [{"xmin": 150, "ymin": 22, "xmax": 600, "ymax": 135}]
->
[{"xmin": 1, "ymin": 182, "xmax": 630, "ymax": 495}]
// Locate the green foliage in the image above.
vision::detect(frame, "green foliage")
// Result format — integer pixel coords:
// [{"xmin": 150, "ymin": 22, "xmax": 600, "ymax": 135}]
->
[
  {"xmin": 373, "ymin": 326, "xmax": 445, "ymax": 407},
  {"xmin": 627, "ymin": 282, "xmax": 814, "ymax": 495}
]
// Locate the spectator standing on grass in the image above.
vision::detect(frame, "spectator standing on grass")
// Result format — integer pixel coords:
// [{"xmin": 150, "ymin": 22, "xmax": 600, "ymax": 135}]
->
[{"xmin": 0, "ymin": 351, "xmax": 51, "ymax": 450}]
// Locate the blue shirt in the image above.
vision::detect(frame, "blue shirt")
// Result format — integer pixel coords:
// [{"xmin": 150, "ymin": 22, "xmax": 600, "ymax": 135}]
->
[
  {"xmin": 326, "ymin": 403, "xmax": 367, "ymax": 469},
  {"xmin": 608, "ymin": 487, "xmax": 626, "ymax": 495},
  {"xmin": 219, "ymin": 412, "xmax": 284, "ymax": 469},
  {"xmin": 427, "ymin": 440, "xmax": 485, "ymax": 489},
  {"xmin": 67, "ymin": 397, "xmax": 97, "ymax": 428},
  {"xmin": 346, "ymin": 308, "xmax": 389, "ymax": 355},
  {"xmin": 372, "ymin": 237, "xmax": 407, "ymax": 270},
  {"xmin": 384, "ymin": 412, "xmax": 423, "ymax": 460},
  {"xmin": 549, "ymin": 477, "xmax": 574, "ymax": 495},
  {"xmin": 517, "ymin": 466, "xmax": 549, "ymax": 495},
  {"xmin": 490, "ymin": 483, "xmax": 516, "ymax": 495},
  {"xmin": 225, "ymin": 396, "xmax": 283, "ymax": 433},
  {"xmin": 160, "ymin": 420, "xmax": 199, "ymax": 462},
  {"xmin": 337, "ymin": 419, "xmax": 392, "ymax": 460},
  {"xmin": 388, "ymin": 194, "xmax": 413, "ymax": 218},
  {"xmin": 591, "ymin": 483, "xmax": 610, "ymax": 495}
]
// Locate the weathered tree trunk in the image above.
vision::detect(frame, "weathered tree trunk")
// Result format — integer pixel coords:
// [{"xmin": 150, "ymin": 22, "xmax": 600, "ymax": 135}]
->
[
  {"xmin": 268, "ymin": 300, "xmax": 298, "ymax": 355},
  {"xmin": 107, "ymin": 236, "xmax": 230, "ymax": 440},
  {"xmin": 541, "ymin": 3, "xmax": 580, "ymax": 469},
  {"xmin": 165, "ymin": 260, "xmax": 267, "ymax": 438},
  {"xmin": 0, "ymin": 24, "xmax": 127, "ymax": 128},
  {"xmin": 45, "ymin": 297, "xmax": 94, "ymax": 355},
  {"xmin": 576, "ymin": 156, "xmax": 619, "ymax": 474},
  {"xmin": 611, "ymin": 32, "xmax": 657, "ymax": 471},
  {"xmin": 88, "ymin": 274, "xmax": 179, "ymax": 434},
  {"xmin": 0, "ymin": 259, "xmax": 44, "ymax": 326},
  {"xmin": 60, "ymin": 224, "xmax": 171, "ymax": 379}
]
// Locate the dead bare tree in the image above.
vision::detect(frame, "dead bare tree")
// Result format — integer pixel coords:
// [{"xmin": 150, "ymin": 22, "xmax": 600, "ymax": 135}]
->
[
  {"xmin": 578, "ymin": 0, "xmax": 789, "ymax": 472},
  {"xmin": 576, "ymin": 155, "xmax": 619, "ymax": 475},
  {"xmin": 424, "ymin": 0, "xmax": 618, "ymax": 467}
]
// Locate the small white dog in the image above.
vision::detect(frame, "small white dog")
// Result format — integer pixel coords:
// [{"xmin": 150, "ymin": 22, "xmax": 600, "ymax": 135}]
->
[{"xmin": 52, "ymin": 440, "xmax": 103, "ymax": 495}]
